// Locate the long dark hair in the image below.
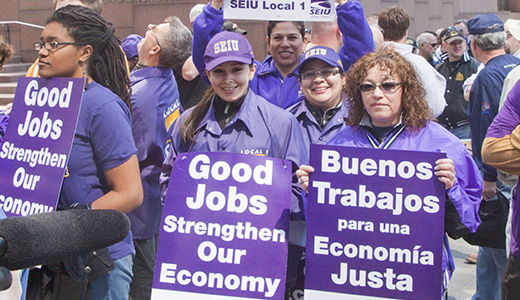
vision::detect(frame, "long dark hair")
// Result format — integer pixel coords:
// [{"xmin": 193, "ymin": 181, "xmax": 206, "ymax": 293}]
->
[
  {"xmin": 47, "ymin": 5, "xmax": 131, "ymax": 110},
  {"xmin": 180, "ymin": 87, "xmax": 215, "ymax": 144}
]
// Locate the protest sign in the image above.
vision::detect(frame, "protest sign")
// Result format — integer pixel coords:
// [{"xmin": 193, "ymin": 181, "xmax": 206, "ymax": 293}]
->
[
  {"xmin": 152, "ymin": 152, "xmax": 292, "ymax": 300},
  {"xmin": 0, "ymin": 77, "xmax": 84, "ymax": 217},
  {"xmin": 224, "ymin": 0, "xmax": 335, "ymax": 21},
  {"xmin": 305, "ymin": 144, "xmax": 446, "ymax": 300}
]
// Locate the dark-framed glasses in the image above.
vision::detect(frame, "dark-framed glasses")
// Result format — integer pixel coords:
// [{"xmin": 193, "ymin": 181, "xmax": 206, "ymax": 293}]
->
[
  {"xmin": 359, "ymin": 81, "xmax": 401, "ymax": 93},
  {"xmin": 34, "ymin": 41, "xmax": 86, "ymax": 51},
  {"xmin": 300, "ymin": 67, "xmax": 341, "ymax": 81}
]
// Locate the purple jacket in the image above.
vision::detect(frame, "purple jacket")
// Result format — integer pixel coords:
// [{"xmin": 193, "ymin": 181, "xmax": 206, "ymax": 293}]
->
[
  {"xmin": 160, "ymin": 89, "xmax": 308, "ymax": 216},
  {"xmin": 484, "ymin": 79, "xmax": 520, "ymax": 257},
  {"xmin": 329, "ymin": 119, "xmax": 482, "ymax": 292},
  {"xmin": 191, "ymin": 1, "xmax": 374, "ymax": 109},
  {"xmin": 288, "ymin": 97, "xmax": 349, "ymax": 148},
  {"xmin": 128, "ymin": 66, "xmax": 182, "ymax": 239}
]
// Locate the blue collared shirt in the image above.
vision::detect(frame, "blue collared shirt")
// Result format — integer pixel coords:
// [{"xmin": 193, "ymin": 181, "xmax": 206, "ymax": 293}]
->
[{"xmin": 128, "ymin": 66, "xmax": 182, "ymax": 239}]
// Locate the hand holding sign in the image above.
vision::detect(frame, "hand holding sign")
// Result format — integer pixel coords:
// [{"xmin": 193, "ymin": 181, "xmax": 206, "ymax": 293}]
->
[
  {"xmin": 434, "ymin": 158, "xmax": 456, "ymax": 190},
  {"xmin": 296, "ymin": 164, "xmax": 314, "ymax": 192}
]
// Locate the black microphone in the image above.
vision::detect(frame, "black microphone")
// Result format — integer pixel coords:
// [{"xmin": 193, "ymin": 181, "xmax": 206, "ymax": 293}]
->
[
  {"xmin": 0, "ymin": 209, "xmax": 130, "ymax": 270},
  {"xmin": 0, "ymin": 267, "xmax": 12, "ymax": 291}
]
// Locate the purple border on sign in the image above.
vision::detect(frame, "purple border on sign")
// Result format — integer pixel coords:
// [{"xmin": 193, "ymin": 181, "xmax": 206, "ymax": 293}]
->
[
  {"xmin": 305, "ymin": 144, "xmax": 445, "ymax": 299},
  {"xmin": 153, "ymin": 152, "xmax": 292, "ymax": 299},
  {"xmin": 0, "ymin": 77, "xmax": 84, "ymax": 217}
]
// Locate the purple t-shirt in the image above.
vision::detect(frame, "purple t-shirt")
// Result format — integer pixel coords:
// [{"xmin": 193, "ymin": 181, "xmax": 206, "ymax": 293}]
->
[
  {"xmin": 486, "ymin": 79, "xmax": 520, "ymax": 257},
  {"xmin": 59, "ymin": 81, "xmax": 137, "ymax": 259}
]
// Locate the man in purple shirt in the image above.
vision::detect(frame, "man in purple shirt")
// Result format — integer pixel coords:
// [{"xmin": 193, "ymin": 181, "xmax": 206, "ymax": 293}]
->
[
  {"xmin": 483, "ymin": 79, "xmax": 520, "ymax": 299},
  {"xmin": 128, "ymin": 16, "xmax": 191, "ymax": 300}
]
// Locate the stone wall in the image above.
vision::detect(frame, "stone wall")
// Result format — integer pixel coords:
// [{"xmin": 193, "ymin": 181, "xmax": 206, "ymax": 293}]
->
[{"xmin": 0, "ymin": 0, "xmax": 514, "ymax": 63}]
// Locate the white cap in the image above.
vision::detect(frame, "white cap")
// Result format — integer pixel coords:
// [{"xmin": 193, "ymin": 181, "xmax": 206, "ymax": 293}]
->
[
  {"xmin": 505, "ymin": 19, "xmax": 520, "ymax": 41},
  {"xmin": 189, "ymin": 4, "xmax": 205, "ymax": 24}
]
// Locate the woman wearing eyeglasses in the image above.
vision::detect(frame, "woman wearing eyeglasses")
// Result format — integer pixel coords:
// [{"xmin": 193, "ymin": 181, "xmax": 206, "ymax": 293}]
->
[
  {"xmin": 289, "ymin": 46, "xmax": 348, "ymax": 148},
  {"xmin": 33, "ymin": 5, "xmax": 142, "ymax": 299},
  {"xmin": 284, "ymin": 45, "xmax": 348, "ymax": 297},
  {"xmin": 296, "ymin": 48, "xmax": 482, "ymax": 298}
]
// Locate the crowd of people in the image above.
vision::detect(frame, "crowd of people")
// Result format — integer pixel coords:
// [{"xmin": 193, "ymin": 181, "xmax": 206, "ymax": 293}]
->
[{"xmin": 1, "ymin": 0, "xmax": 520, "ymax": 299}]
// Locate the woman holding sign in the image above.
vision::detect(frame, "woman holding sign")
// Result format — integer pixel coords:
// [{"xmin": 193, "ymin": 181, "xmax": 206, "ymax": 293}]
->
[
  {"xmin": 33, "ymin": 5, "xmax": 143, "ymax": 299},
  {"xmin": 160, "ymin": 31, "xmax": 307, "ymax": 296},
  {"xmin": 296, "ymin": 48, "xmax": 482, "ymax": 297},
  {"xmin": 190, "ymin": 0, "xmax": 374, "ymax": 109}
]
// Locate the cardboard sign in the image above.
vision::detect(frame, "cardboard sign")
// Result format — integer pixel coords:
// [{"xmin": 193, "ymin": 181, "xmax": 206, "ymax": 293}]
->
[
  {"xmin": 0, "ymin": 77, "xmax": 84, "ymax": 217},
  {"xmin": 152, "ymin": 152, "xmax": 292, "ymax": 299},
  {"xmin": 224, "ymin": 0, "xmax": 335, "ymax": 21},
  {"xmin": 305, "ymin": 145, "xmax": 446, "ymax": 300}
]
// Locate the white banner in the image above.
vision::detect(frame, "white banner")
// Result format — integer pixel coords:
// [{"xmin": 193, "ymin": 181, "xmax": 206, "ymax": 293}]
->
[{"xmin": 224, "ymin": 0, "xmax": 335, "ymax": 22}]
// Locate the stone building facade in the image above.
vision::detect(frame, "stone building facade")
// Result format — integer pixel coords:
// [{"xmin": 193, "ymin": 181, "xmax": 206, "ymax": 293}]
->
[{"xmin": 1, "ymin": 0, "xmax": 518, "ymax": 63}]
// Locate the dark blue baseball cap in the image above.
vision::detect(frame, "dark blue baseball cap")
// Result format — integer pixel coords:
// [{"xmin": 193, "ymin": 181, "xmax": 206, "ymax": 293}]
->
[
  {"xmin": 298, "ymin": 46, "xmax": 344, "ymax": 73},
  {"xmin": 468, "ymin": 14, "xmax": 504, "ymax": 35}
]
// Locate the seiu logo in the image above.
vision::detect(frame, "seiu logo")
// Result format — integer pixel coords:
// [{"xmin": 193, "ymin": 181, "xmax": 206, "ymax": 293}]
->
[
  {"xmin": 214, "ymin": 40, "xmax": 239, "ymax": 54},
  {"xmin": 305, "ymin": 48, "xmax": 327, "ymax": 59},
  {"xmin": 310, "ymin": 0, "xmax": 331, "ymax": 15}
]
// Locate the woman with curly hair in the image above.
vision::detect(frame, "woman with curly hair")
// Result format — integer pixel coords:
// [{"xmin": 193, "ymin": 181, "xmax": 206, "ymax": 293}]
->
[{"xmin": 296, "ymin": 48, "xmax": 482, "ymax": 297}]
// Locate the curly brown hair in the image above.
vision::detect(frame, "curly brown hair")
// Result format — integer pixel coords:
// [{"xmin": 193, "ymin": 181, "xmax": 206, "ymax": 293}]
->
[
  {"xmin": 345, "ymin": 48, "xmax": 432, "ymax": 130},
  {"xmin": 0, "ymin": 37, "xmax": 14, "ymax": 70}
]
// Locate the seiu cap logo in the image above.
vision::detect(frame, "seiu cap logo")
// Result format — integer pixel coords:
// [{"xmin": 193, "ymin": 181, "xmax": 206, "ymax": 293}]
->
[
  {"xmin": 214, "ymin": 40, "xmax": 240, "ymax": 54},
  {"xmin": 305, "ymin": 47, "xmax": 328, "ymax": 59}
]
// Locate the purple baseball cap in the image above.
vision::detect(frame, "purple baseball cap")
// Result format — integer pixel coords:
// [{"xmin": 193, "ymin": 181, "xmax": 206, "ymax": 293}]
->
[
  {"xmin": 298, "ymin": 46, "xmax": 344, "ymax": 73},
  {"xmin": 204, "ymin": 31, "xmax": 254, "ymax": 71},
  {"xmin": 121, "ymin": 34, "xmax": 143, "ymax": 60}
]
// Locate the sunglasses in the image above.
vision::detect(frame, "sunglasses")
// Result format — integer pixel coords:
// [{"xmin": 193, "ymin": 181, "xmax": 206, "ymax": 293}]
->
[{"xmin": 359, "ymin": 81, "xmax": 401, "ymax": 93}]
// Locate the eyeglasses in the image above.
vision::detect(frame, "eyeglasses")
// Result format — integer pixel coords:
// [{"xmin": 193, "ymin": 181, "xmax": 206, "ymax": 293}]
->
[
  {"xmin": 34, "ymin": 41, "xmax": 85, "ymax": 51},
  {"xmin": 359, "ymin": 81, "xmax": 401, "ymax": 93},
  {"xmin": 147, "ymin": 24, "xmax": 161, "ymax": 48},
  {"xmin": 430, "ymin": 43, "xmax": 438, "ymax": 47},
  {"xmin": 300, "ymin": 67, "xmax": 341, "ymax": 81}
]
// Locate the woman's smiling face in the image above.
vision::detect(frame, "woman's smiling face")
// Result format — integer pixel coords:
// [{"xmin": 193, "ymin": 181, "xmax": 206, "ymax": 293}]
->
[{"xmin": 206, "ymin": 61, "xmax": 256, "ymax": 102}]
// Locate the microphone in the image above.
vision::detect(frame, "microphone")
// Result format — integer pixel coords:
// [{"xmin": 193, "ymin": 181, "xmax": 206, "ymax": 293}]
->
[
  {"xmin": 0, "ymin": 209, "xmax": 130, "ymax": 270},
  {"xmin": 0, "ymin": 267, "xmax": 11, "ymax": 291}
]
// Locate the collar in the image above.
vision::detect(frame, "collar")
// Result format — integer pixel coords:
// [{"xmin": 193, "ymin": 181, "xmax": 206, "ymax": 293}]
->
[
  {"xmin": 196, "ymin": 89, "xmax": 257, "ymax": 136},
  {"xmin": 443, "ymin": 50, "xmax": 471, "ymax": 63},
  {"xmin": 305, "ymin": 98, "xmax": 344, "ymax": 128},
  {"xmin": 384, "ymin": 42, "xmax": 413, "ymax": 55},
  {"xmin": 359, "ymin": 112, "xmax": 404, "ymax": 128},
  {"xmin": 256, "ymin": 55, "xmax": 300, "ymax": 78},
  {"xmin": 130, "ymin": 66, "xmax": 171, "ymax": 82},
  {"xmin": 359, "ymin": 113, "xmax": 406, "ymax": 149}
]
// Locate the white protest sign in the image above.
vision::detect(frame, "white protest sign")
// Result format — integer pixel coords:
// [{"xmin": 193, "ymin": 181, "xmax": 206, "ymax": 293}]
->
[{"xmin": 224, "ymin": 0, "xmax": 335, "ymax": 21}]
